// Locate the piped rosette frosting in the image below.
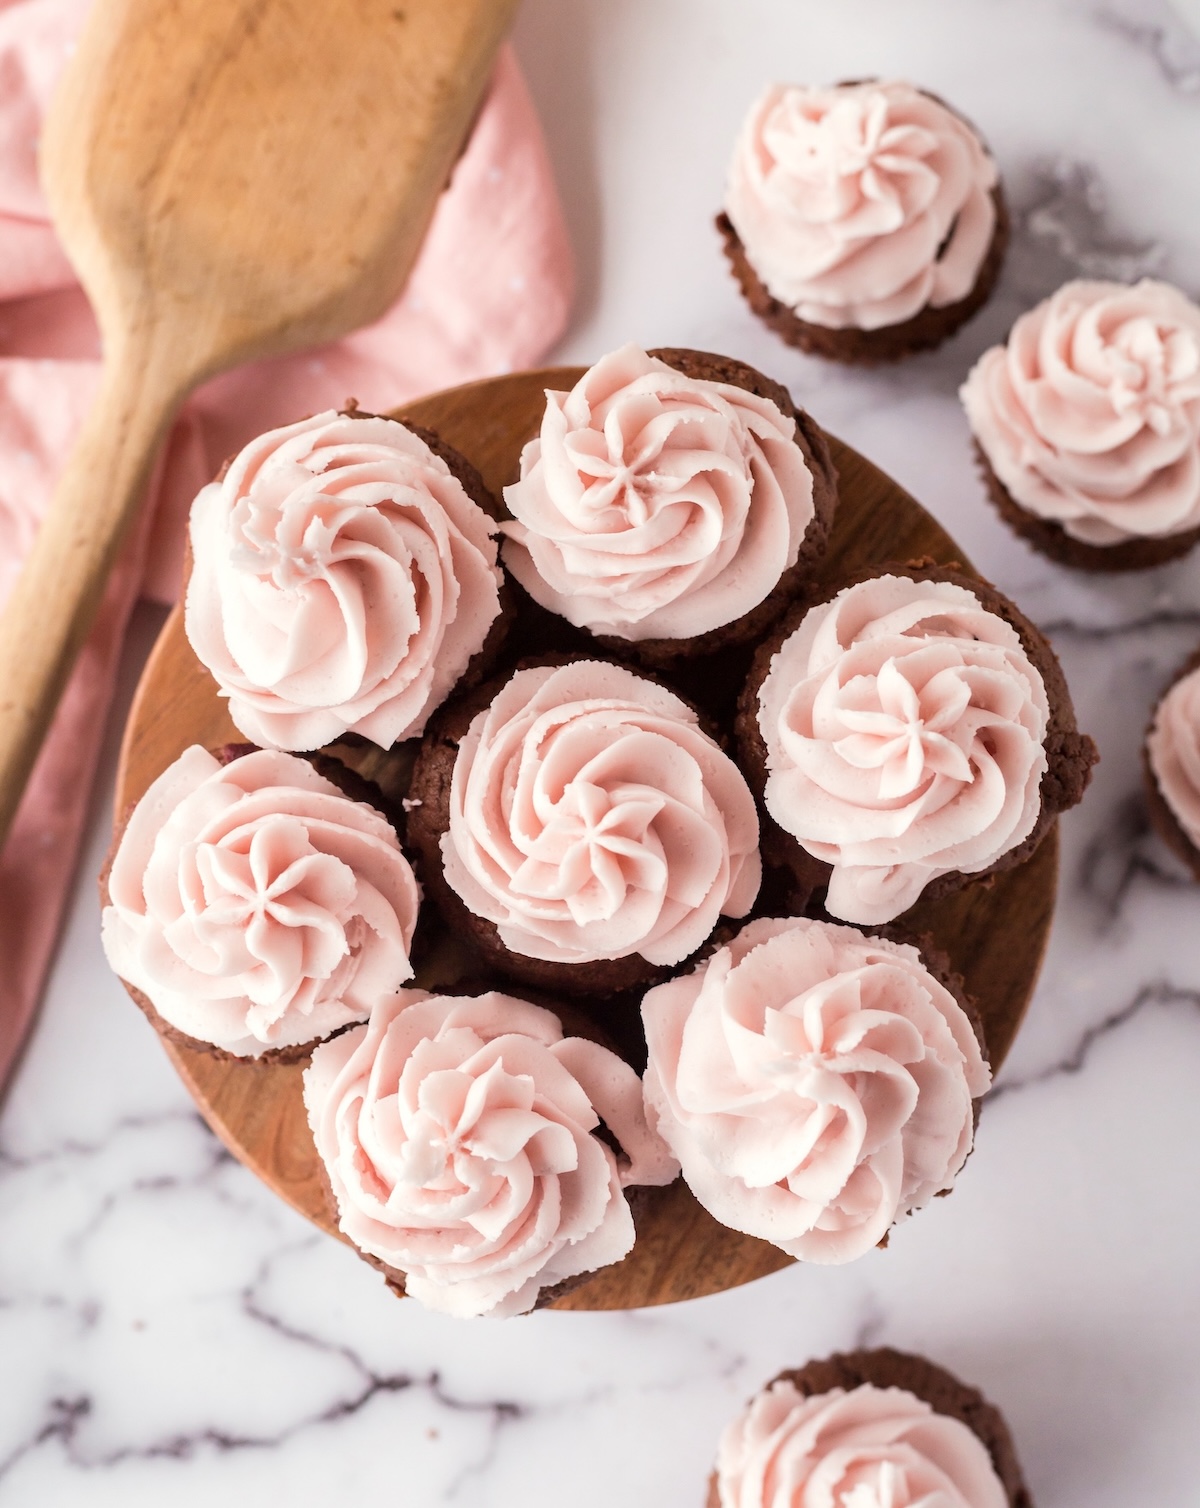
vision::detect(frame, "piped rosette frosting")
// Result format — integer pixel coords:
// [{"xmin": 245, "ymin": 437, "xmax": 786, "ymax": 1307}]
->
[
  {"xmin": 715, "ymin": 1374, "xmax": 1009, "ymax": 1508},
  {"xmin": 1146, "ymin": 659, "xmax": 1200, "ymax": 858},
  {"xmin": 642, "ymin": 916, "xmax": 990, "ymax": 1264},
  {"xmin": 962, "ymin": 279, "xmax": 1200, "ymax": 547},
  {"xmin": 185, "ymin": 410, "xmax": 504, "ymax": 750},
  {"xmin": 303, "ymin": 990, "xmax": 679, "ymax": 1317},
  {"xmin": 753, "ymin": 574, "xmax": 1051, "ymax": 925},
  {"xmin": 426, "ymin": 660, "xmax": 761, "ymax": 977},
  {"xmin": 101, "ymin": 746, "xmax": 421, "ymax": 1058},
  {"xmin": 500, "ymin": 345, "xmax": 821, "ymax": 645},
  {"xmin": 724, "ymin": 80, "xmax": 999, "ymax": 331}
]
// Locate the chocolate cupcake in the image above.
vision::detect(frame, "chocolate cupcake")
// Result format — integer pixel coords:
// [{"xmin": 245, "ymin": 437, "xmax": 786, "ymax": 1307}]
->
[
  {"xmin": 738, "ymin": 563, "xmax": 1098, "ymax": 925},
  {"xmin": 406, "ymin": 657, "xmax": 762, "ymax": 998},
  {"xmin": 100, "ymin": 744, "xmax": 421, "ymax": 1061},
  {"xmin": 718, "ymin": 80, "xmax": 1008, "ymax": 364},
  {"xmin": 303, "ymin": 987, "xmax": 679, "ymax": 1316},
  {"xmin": 711, "ymin": 1348, "xmax": 1031, "ymax": 1508},
  {"xmin": 184, "ymin": 407, "xmax": 510, "ymax": 751},
  {"xmin": 1144, "ymin": 647, "xmax": 1200, "ymax": 879},
  {"xmin": 962, "ymin": 279, "xmax": 1200, "ymax": 571},
  {"xmin": 642, "ymin": 915, "xmax": 990, "ymax": 1263},
  {"xmin": 498, "ymin": 343, "xmax": 837, "ymax": 669}
]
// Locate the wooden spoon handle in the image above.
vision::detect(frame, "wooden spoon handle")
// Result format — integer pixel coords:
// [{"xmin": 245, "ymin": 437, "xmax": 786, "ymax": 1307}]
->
[{"xmin": 0, "ymin": 336, "xmax": 183, "ymax": 845}]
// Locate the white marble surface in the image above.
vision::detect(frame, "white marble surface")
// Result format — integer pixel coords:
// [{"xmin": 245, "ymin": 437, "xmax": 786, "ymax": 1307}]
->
[{"xmin": 4, "ymin": 1, "xmax": 1200, "ymax": 1502}]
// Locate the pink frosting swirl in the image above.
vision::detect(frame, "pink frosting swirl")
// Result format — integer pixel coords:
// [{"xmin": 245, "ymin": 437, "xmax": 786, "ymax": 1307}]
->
[
  {"xmin": 962, "ymin": 279, "xmax": 1200, "ymax": 545},
  {"xmin": 642, "ymin": 917, "xmax": 989, "ymax": 1263},
  {"xmin": 716, "ymin": 1379, "xmax": 1008, "ymax": 1508},
  {"xmin": 101, "ymin": 746, "xmax": 420, "ymax": 1057},
  {"xmin": 725, "ymin": 81, "xmax": 998, "ymax": 331},
  {"xmin": 757, "ymin": 575, "xmax": 1049, "ymax": 924},
  {"xmin": 185, "ymin": 411, "xmax": 503, "ymax": 750},
  {"xmin": 1147, "ymin": 663, "xmax": 1200, "ymax": 848},
  {"xmin": 442, "ymin": 661, "xmax": 761, "ymax": 965},
  {"xmin": 303, "ymin": 990, "xmax": 679, "ymax": 1317},
  {"xmin": 500, "ymin": 345, "xmax": 815, "ymax": 641}
]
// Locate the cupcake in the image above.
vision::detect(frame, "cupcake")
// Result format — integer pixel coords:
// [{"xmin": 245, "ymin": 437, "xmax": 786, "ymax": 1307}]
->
[
  {"xmin": 738, "ymin": 563, "xmax": 1098, "ymax": 925},
  {"xmin": 303, "ymin": 988, "xmax": 680, "ymax": 1316},
  {"xmin": 1144, "ymin": 648, "xmax": 1200, "ymax": 879},
  {"xmin": 718, "ymin": 80, "xmax": 1007, "ymax": 364},
  {"xmin": 962, "ymin": 279, "xmax": 1200, "ymax": 570},
  {"xmin": 101, "ymin": 744, "xmax": 421, "ymax": 1059},
  {"xmin": 406, "ymin": 658, "xmax": 762, "ymax": 997},
  {"xmin": 642, "ymin": 916, "xmax": 990, "ymax": 1264},
  {"xmin": 499, "ymin": 344, "xmax": 837, "ymax": 667},
  {"xmin": 185, "ymin": 407, "xmax": 507, "ymax": 750},
  {"xmin": 711, "ymin": 1348, "xmax": 1031, "ymax": 1508}
]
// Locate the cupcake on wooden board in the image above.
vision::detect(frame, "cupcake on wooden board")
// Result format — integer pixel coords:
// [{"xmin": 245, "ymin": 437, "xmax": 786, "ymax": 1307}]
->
[
  {"xmin": 711, "ymin": 1348, "xmax": 1031, "ymax": 1508},
  {"xmin": 738, "ymin": 563, "xmax": 1097, "ymax": 925},
  {"xmin": 303, "ymin": 988, "xmax": 679, "ymax": 1316},
  {"xmin": 406, "ymin": 658, "xmax": 762, "ymax": 997},
  {"xmin": 642, "ymin": 915, "xmax": 990, "ymax": 1264},
  {"xmin": 718, "ymin": 80, "xmax": 1007, "ymax": 363},
  {"xmin": 962, "ymin": 279, "xmax": 1200, "ymax": 570},
  {"xmin": 1144, "ymin": 649, "xmax": 1200, "ymax": 880},
  {"xmin": 185, "ymin": 408, "xmax": 507, "ymax": 751},
  {"xmin": 101, "ymin": 744, "xmax": 421, "ymax": 1060},
  {"xmin": 499, "ymin": 344, "xmax": 837, "ymax": 668}
]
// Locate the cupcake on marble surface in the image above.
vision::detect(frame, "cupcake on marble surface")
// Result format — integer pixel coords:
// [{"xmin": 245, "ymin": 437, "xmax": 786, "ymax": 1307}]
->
[
  {"xmin": 1144, "ymin": 649, "xmax": 1200, "ymax": 881},
  {"xmin": 962, "ymin": 279, "xmax": 1200, "ymax": 570},
  {"xmin": 642, "ymin": 915, "xmax": 989, "ymax": 1264},
  {"xmin": 185, "ymin": 408, "xmax": 507, "ymax": 751},
  {"xmin": 712, "ymin": 1348, "xmax": 1031, "ymax": 1508},
  {"xmin": 303, "ymin": 988, "xmax": 679, "ymax": 1317},
  {"xmin": 406, "ymin": 658, "xmax": 762, "ymax": 998},
  {"xmin": 499, "ymin": 344, "xmax": 837, "ymax": 667},
  {"xmin": 718, "ymin": 80, "xmax": 1007, "ymax": 364},
  {"xmin": 101, "ymin": 744, "xmax": 421, "ymax": 1060},
  {"xmin": 738, "ymin": 563, "xmax": 1097, "ymax": 925}
]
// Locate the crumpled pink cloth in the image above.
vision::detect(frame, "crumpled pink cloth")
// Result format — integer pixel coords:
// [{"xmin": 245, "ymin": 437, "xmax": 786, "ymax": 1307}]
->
[{"xmin": 0, "ymin": 0, "xmax": 573, "ymax": 1092}]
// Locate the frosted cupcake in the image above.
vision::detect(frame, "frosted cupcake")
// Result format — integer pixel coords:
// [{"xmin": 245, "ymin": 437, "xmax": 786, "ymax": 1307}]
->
[
  {"xmin": 711, "ymin": 1348, "xmax": 1031, "ymax": 1508},
  {"xmin": 185, "ymin": 408, "xmax": 507, "ymax": 750},
  {"xmin": 304, "ymin": 988, "xmax": 679, "ymax": 1316},
  {"xmin": 499, "ymin": 345, "xmax": 837, "ymax": 667},
  {"xmin": 642, "ymin": 916, "xmax": 990, "ymax": 1264},
  {"xmin": 962, "ymin": 279, "xmax": 1200, "ymax": 570},
  {"xmin": 718, "ymin": 80, "xmax": 1007, "ymax": 363},
  {"xmin": 406, "ymin": 658, "xmax": 762, "ymax": 997},
  {"xmin": 738, "ymin": 564, "xmax": 1097, "ymax": 925},
  {"xmin": 1144, "ymin": 649, "xmax": 1200, "ymax": 880},
  {"xmin": 101, "ymin": 744, "xmax": 421, "ymax": 1060}
]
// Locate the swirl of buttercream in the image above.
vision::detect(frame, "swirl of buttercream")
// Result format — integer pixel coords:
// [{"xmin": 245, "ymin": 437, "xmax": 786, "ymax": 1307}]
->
[
  {"xmin": 101, "ymin": 746, "xmax": 420, "ymax": 1057},
  {"xmin": 642, "ymin": 916, "xmax": 989, "ymax": 1264},
  {"xmin": 185, "ymin": 410, "xmax": 503, "ymax": 750},
  {"xmin": 724, "ymin": 80, "xmax": 998, "ymax": 331},
  {"xmin": 303, "ymin": 990, "xmax": 679, "ymax": 1317},
  {"xmin": 757, "ymin": 574, "xmax": 1050, "ymax": 924},
  {"xmin": 962, "ymin": 279, "xmax": 1200, "ymax": 546},
  {"xmin": 716, "ymin": 1377, "xmax": 1008, "ymax": 1508},
  {"xmin": 1147, "ymin": 662, "xmax": 1200, "ymax": 850},
  {"xmin": 441, "ymin": 661, "xmax": 761, "ymax": 965},
  {"xmin": 499, "ymin": 345, "xmax": 816, "ymax": 641}
]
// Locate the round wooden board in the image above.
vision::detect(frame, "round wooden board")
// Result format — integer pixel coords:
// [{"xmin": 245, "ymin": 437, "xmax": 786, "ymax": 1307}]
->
[{"xmin": 114, "ymin": 366, "xmax": 1058, "ymax": 1311}]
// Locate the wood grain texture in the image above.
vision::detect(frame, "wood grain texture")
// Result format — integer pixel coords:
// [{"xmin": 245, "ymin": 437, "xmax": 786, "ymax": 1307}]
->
[
  {"xmin": 0, "ymin": 0, "xmax": 515, "ymax": 848},
  {"xmin": 114, "ymin": 366, "xmax": 1059, "ymax": 1311}
]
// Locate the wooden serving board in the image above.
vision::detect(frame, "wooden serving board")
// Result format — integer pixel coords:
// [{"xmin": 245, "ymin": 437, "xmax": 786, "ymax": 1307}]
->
[{"xmin": 114, "ymin": 367, "xmax": 1058, "ymax": 1311}]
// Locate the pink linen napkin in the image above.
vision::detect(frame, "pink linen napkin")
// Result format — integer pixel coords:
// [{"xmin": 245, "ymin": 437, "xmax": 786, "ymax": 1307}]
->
[{"xmin": 0, "ymin": 0, "xmax": 574, "ymax": 1093}]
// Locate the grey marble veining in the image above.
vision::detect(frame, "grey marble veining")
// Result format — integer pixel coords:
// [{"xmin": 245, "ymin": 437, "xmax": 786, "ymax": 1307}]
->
[{"xmin": 3, "ymin": 3, "xmax": 1200, "ymax": 1504}]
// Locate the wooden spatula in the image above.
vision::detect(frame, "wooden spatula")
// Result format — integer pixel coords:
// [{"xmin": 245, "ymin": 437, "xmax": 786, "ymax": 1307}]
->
[{"xmin": 0, "ymin": 0, "xmax": 518, "ymax": 848}]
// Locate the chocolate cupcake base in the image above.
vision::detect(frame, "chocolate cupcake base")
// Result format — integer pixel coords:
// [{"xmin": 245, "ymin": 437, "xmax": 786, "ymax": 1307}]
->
[
  {"xmin": 975, "ymin": 441, "xmax": 1200, "ymax": 572},
  {"xmin": 718, "ymin": 186, "xmax": 1009, "ymax": 367}
]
